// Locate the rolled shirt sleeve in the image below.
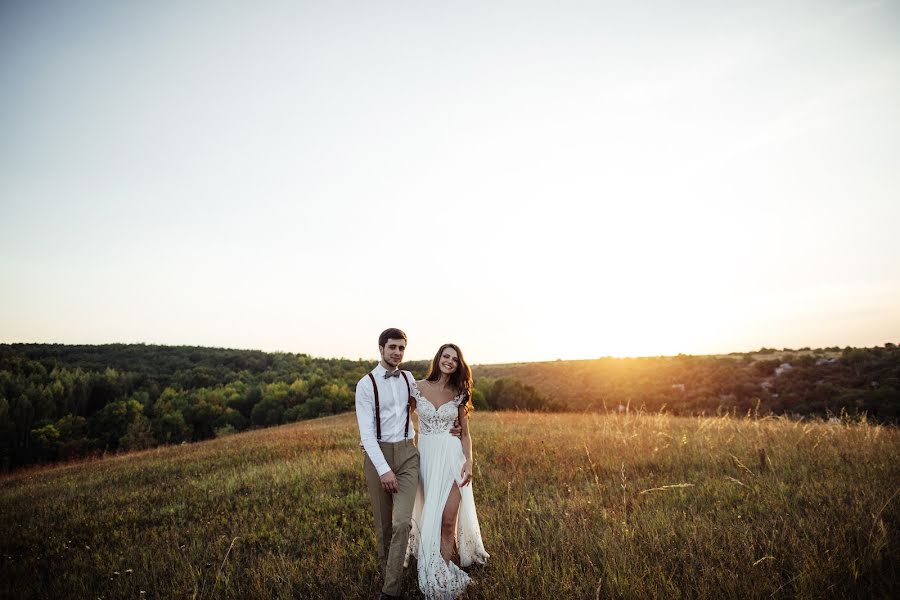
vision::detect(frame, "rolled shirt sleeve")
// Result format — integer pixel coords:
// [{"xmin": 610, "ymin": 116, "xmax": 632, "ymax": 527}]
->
[{"xmin": 355, "ymin": 375, "xmax": 391, "ymax": 476}]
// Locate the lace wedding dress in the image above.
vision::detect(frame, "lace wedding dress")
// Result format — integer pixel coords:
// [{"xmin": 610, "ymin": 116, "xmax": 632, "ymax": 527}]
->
[{"xmin": 405, "ymin": 385, "xmax": 489, "ymax": 599}]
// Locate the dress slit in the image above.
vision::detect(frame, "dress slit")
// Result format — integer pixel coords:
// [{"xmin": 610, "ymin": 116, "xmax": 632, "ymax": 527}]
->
[{"xmin": 439, "ymin": 478, "xmax": 462, "ymax": 560}]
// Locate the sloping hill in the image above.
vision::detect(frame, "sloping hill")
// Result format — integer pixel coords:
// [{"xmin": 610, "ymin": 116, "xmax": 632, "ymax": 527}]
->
[
  {"xmin": 4, "ymin": 343, "xmax": 897, "ymax": 471},
  {"xmin": 474, "ymin": 347, "xmax": 900, "ymax": 420},
  {"xmin": 1, "ymin": 411, "xmax": 897, "ymax": 598}
]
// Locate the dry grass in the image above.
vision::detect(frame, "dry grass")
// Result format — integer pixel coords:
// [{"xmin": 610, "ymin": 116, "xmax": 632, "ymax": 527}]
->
[{"xmin": 1, "ymin": 412, "xmax": 897, "ymax": 599}]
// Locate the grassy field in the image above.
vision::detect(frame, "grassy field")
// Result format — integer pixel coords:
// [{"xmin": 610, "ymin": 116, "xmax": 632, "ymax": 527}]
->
[{"xmin": 1, "ymin": 411, "xmax": 897, "ymax": 599}]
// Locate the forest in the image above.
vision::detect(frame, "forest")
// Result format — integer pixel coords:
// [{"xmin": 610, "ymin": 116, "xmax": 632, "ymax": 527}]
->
[{"xmin": 1, "ymin": 342, "xmax": 897, "ymax": 470}]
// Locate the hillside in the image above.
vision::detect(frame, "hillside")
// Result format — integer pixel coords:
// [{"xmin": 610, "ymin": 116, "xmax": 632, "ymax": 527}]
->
[
  {"xmin": 474, "ymin": 346, "xmax": 900, "ymax": 420},
  {"xmin": 1, "ymin": 411, "xmax": 897, "ymax": 598},
  {"xmin": 0, "ymin": 343, "xmax": 372, "ymax": 470},
  {"xmin": 2, "ymin": 343, "xmax": 898, "ymax": 471}
]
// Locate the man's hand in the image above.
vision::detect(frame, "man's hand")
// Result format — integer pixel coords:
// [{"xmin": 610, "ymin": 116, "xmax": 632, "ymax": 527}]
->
[
  {"xmin": 380, "ymin": 471, "xmax": 399, "ymax": 494},
  {"xmin": 449, "ymin": 419, "xmax": 462, "ymax": 438}
]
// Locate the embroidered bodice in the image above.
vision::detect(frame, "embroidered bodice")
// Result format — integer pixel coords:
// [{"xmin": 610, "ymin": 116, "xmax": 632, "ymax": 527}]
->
[{"xmin": 413, "ymin": 383, "xmax": 464, "ymax": 436}]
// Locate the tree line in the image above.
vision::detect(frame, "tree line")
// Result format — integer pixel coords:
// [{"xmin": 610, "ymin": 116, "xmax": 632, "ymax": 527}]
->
[
  {"xmin": 2, "ymin": 342, "xmax": 897, "ymax": 470},
  {"xmin": 0, "ymin": 344, "xmax": 554, "ymax": 470}
]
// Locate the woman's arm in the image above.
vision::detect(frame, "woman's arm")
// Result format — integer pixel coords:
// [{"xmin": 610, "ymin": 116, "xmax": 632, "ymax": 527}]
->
[{"xmin": 459, "ymin": 406, "xmax": 474, "ymax": 486}]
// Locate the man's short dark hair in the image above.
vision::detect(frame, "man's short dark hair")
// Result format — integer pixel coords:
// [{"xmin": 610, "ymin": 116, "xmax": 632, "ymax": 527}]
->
[{"xmin": 379, "ymin": 328, "xmax": 408, "ymax": 348}]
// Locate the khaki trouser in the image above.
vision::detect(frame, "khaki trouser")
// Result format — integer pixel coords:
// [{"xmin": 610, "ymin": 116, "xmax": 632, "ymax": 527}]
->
[{"xmin": 364, "ymin": 439, "xmax": 419, "ymax": 597}]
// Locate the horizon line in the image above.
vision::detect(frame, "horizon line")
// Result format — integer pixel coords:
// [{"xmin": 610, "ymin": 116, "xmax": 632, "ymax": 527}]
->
[{"xmin": 3, "ymin": 338, "xmax": 898, "ymax": 366}]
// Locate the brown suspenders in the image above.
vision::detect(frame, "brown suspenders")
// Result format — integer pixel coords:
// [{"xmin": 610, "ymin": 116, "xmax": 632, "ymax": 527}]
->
[
  {"xmin": 399, "ymin": 371, "xmax": 416, "ymax": 438},
  {"xmin": 367, "ymin": 370, "xmax": 416, "ymax": 441},
  {"xmin": 367, "ymin": 373, "xmax": 382, "ymax": 439}
]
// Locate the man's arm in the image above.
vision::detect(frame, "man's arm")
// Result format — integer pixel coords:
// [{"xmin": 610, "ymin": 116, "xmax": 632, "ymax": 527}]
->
[
  {"xmin": 355, "ymin": 377, "xmax": 392, "ymax": 479},
  {"xmin": 448, "ymin": 392, "xmax": 465, "ymax": 437}
]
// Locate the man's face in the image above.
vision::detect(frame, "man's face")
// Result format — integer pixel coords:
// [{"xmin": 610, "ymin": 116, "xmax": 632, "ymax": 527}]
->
[{"xmin": 380, "ymin": 338, "xmax": 406, "ymax": 368}]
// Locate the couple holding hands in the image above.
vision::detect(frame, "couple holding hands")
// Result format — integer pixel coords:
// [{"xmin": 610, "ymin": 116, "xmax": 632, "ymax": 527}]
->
[{"xmin": 355, "ymin": 328, "xmax": 489, "ymax": 600}]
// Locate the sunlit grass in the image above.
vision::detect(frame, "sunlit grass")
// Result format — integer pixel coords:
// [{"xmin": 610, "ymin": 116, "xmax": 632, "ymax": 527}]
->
[{"xmin": 1, "ymin": 412, "xmax": 897, "ymax": 599}]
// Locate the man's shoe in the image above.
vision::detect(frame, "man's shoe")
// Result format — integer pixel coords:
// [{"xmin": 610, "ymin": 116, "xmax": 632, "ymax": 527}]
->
[{"xmin": 379, "ymin": 593, "xmax": 401, "ymax": 600}]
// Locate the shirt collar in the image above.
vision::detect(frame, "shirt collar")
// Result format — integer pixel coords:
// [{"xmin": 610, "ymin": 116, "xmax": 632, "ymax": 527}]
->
[{"xmin": 373, "ymin": 363, "xmax": 399, "ymax": 377}]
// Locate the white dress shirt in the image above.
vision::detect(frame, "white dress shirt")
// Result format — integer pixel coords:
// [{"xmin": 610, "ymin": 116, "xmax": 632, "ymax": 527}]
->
[{"xmin": 355, "ymin": 363, "xmax": 415, "ymax": 476}]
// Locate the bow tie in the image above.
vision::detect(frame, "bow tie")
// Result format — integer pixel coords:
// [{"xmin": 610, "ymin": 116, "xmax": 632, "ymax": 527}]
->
[{"xmin": 384, "ymin": 370, "xmax": 401, "ymax": 379}]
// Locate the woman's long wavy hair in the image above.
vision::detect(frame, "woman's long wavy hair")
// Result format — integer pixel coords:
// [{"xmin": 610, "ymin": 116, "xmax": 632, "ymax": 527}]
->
[{"xmin": 425, "ymin": 343, "xmax": 473, "ymax": 411}]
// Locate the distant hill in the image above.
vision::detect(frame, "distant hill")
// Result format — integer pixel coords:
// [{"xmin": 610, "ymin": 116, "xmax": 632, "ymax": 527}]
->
[
  {"xmin": 1, "ymin": 342, "xmax": 897, "ymax": 471},
  {"xmin": 474, "ymin": 346, "xmax": 900, "ymax": 421}
]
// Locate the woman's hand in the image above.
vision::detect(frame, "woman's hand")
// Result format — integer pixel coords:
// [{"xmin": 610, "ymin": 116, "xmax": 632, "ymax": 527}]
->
[{"xmin": 460, "ymin": 461, "xmax": 473, "ymax": 487}]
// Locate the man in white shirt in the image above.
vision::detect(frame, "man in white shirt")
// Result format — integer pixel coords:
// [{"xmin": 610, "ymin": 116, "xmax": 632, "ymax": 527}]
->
[{"xmin": 356, "ymin": 328, "xmax": 419, "ymax": 600}]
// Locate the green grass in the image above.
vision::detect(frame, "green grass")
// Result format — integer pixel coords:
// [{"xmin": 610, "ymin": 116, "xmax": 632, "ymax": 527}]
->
[{"xmin": 1, "ymin": 412, "xmax": 897, "ymax": 599}]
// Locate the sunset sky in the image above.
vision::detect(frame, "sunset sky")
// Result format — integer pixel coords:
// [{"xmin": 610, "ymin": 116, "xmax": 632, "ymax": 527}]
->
[{"xmin": 1, "ymin": 0, "xmax": 899, "ymax": 364}]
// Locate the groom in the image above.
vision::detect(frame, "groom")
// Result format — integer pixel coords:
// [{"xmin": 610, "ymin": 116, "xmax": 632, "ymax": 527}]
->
[{"xmin": 356, "ymin": 328, "xmax": 420, "ymax": 600}]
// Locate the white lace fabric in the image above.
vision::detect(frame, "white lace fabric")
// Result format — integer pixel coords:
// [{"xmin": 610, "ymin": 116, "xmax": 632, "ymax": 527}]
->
[{"xmin": 416, "ymin": 391, "xmax": 464, "ymax": 436}]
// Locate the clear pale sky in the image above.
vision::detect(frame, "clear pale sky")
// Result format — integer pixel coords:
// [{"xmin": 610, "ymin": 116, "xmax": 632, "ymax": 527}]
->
[{"xmin": 1, "ymin": 0, "xmax": 899, "ymax": 364}]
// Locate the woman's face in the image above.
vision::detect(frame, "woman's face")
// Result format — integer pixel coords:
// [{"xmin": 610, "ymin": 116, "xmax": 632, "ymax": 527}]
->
[{"xmin": 439, "ymin": 346, "xmax": 460, "ymax": 375}]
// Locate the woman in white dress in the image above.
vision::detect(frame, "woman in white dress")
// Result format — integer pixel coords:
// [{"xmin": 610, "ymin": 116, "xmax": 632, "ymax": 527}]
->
[{"xmin": 406, "ymin": 343, "xmax": 489, "ymax": 599}]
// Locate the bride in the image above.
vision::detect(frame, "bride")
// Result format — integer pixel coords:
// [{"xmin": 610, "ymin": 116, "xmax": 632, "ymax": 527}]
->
[{"xmin": 406, "ymin": 343, "xmax": 489, "ymax": 599}]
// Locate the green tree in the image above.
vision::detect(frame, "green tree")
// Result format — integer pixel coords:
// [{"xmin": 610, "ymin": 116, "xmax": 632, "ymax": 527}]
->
[
  {"xmin": 183, "ymin": 394, "xmax": 224, "ymax": 441},
  {"xmin": 212, "ymin": 408, "xmax": 247, "ymax": 432},
  {"xmin": 228, "ymin": 385, "xmax": 261, "ymax": 419},
  {"xmin": 251, "ymin": 397, "xmax": 284, "ymax": 427},
  {"xmin": 152, "ymin": 412, "xmax": 191, "ymax": 444},
  {"xmin": 90, "ymin": 399, "xmax": 144, "ymax": 450},
  {"xmin": 0, "ymin": 396, "xmax": 9, "ymax": 431},
  {"xmin": 120, "ymin": 415, "xmax": 155, "ymax": 451},
  {"xmin": 11, "ymin": 394, "xmax": 35, "ymax": 448},
  {"xmin": 56, "ymin": 414, "xmax": 91, "ymax": 459},
  {"xmin": 471, "ymin": 387, "xmax": 487, "ymax": 410},
  {"xmin": 30, "ymin": 423, "xmax": 61, "ymax": 461},
  {"xmin": 487, "ymin": 378, "xmax": 557, "ymax": 411},
  {"xmin": 287, "ymin": 378, "xmax": 309, "ymax": 407}
]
